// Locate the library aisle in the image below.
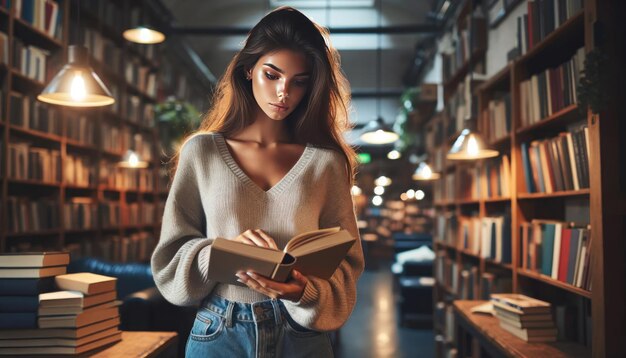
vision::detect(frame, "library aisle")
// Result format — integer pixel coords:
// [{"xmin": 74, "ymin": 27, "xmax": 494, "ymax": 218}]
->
[{"xmin": 338, "ymin": 261, "xmax": 435, "ymax": 358}]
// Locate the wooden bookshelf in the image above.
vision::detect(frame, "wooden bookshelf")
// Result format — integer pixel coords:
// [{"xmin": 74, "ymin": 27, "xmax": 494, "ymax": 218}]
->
[
  {"xmin": 0, "ymin": 0, "xmax": 175, "ymax": 263},
  {"xmin": 427, "ymin": 0, "xmax": 626, "ymax": 356}
]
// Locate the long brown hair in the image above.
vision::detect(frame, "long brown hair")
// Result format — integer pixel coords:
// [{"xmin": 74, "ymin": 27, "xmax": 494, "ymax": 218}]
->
[{"xmin": 170, "ymin": 6, "xmax": 357, "ymax": 183}]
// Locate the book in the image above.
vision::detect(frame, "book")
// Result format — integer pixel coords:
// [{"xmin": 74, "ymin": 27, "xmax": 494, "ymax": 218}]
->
[
  {"xmin": 0, "ymin": 295, "xmax": 39, "ymax": 312},
  {"xmin": 0, "ymin": 277, "xmax": 55, "ymax": 296},
  {"xmin": 495, "ymin": 311, "xmax": 555, "ymax": 329},
  {"xmin": 0, "ymin": 316, "xmax": 120, "ymax": 339},
  {"xmin": 493, "ymin": 304, "xmax": 553, "ymax": 322},
  {"xmin": 207, "ymin": 227, "xmax": 356, "ymax": 285},
  {"xmin": 0, "ymin": 312, "xmax": 38, "ymax": 329},
  {"xmin": 490, "ymin": 293, "xmax": 552, "ymax": 314},
  {"xmin": 39, "ymin": 299, "xmax": 121, "ymax": 316},
  {"xmin": 0, "ymin": 331, "xmax": 121, "ymax": 355},
  {"xmin": 0, "ymin": 251, "xmax": 69, "ymax": 267},
  {"xmin": 38, "ymin": 306, "xmax": 119, "ymax": 328},
  {"xmin": 39, "ymin": 290, "xmax": 83, "ymax": 308},
  {"xmin": 0, "ymin": 266, "xmax": 66, "ymax": 278},
  {"xmin": 499, "ymin": 320, "xmax": 558, "ymax": 342},
  {"xmin": 0, "ymin": 327, "xmax": 119, "ymax": 348},
  {"xmin": 54, "ymin": 273, "xmax": 117, "ymax": 295}
]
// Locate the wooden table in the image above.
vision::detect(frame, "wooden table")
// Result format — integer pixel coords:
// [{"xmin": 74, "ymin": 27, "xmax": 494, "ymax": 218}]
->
[
  {"xmin": 453, "ymin": 300, "xmax": 590, "ymax": 358},
  {"xmin": 90, "ymin": 331, "xmax": 178, "ymax": 358}
]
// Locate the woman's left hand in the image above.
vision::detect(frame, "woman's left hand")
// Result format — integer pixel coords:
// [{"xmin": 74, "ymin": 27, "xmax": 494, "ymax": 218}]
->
[{"xmin": 236, "ymin": 270, "xmax": 308, "ymax": 302}]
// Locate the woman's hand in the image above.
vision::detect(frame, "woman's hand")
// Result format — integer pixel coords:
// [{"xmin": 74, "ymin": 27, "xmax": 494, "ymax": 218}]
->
[
  {"xmin": 232, "ymin": 229, "xmax": 278, "ymax": 249},
  {"xmin": 236, "ymin": 270, "xmax": 308, "ymax": 302}
]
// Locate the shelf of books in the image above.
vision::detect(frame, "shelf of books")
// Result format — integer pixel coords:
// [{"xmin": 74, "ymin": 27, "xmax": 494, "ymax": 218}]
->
[
  {"xmin": 0, "ymin": 0, "xmax": 194, "ymax": 265},
  {"xmin": 428, "ymin": 0, "xmax": 606, "ymax": 356}
]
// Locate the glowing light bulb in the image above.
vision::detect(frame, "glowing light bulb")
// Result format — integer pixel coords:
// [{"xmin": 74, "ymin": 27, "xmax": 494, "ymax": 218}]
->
[
  {"xmin": 372, "ymin": 196, "xmax": 383, "ymax": 206},
  {"xmin": 351, "ymin": 185, "xmax": 362, "ymax": 196},
  {"xmin": 128, "ymin": 152, "xmax": 139, "ymax": 167},
  {"xmin": 467, "ymin": 135, "xmax": 479, "ymax": 156},
  {"xmin": 374, "ymin": 186, "xmax": 385, "ymax": 195},
  {"xmin": 70, "ymin": 72, "xmax": 86, "ymax": 101},
  {"xmin": 406, "ymin": 189, "xmax": 415, "ymax": 199},
  {"xmin": 139, "ymin": 28, "xmax": 152, "ymax": 43},
  {"xmin": 415, "ymin": 190, "xmax": 425, "ymax": 200}
]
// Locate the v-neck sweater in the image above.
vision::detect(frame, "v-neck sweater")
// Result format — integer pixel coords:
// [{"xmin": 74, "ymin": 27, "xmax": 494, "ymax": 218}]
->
[{"xmin": 151, "ymin": 132, "xmax": 364, "ymax": 331}]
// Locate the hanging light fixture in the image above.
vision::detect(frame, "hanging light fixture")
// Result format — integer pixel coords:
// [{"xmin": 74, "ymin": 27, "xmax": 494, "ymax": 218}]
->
[
  {"xmin": 118, "ymin": 149, "xmax": 149, "ymax": 169},
  {"xmin": 412, "ymin": 161, "xmax": 441, "ymax": 181},
  {"xmin": 123, "ymin": 0, "xmax": 165, "ymax": 44},
  {"xmin": 38, "ymin": 3, "xmax": 114, "ymax": 107},
  {"xmin": 360, "ymin": 0, "xmax": 398, "ymax": 145},
  {"xmin": 446, "ymin": 0, "xmax": 498, "ymax": 161}
]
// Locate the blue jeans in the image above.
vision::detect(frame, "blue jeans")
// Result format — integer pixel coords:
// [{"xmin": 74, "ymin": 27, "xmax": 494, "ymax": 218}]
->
[{"xmin": 185, "ymin": 295, "xmax": 334, "ymax": 358}]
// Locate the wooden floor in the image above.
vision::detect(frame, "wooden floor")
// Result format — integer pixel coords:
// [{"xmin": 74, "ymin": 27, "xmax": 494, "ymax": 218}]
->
[{"xmin": 338, "ymin": 261, "xmax": 435, "ymax": 358}]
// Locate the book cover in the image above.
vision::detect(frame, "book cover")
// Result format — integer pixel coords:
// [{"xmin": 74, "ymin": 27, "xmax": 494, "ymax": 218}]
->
[
  {"xmin": 0, "ymin": 312, "xmax": 37, "ymax": 329},
  {"xmin": 0, "ymin": 251, "xmax": 69, "ymax": 268},
  {"xmin": 54, "ymin": 273, "xmax": 117, "ymax": 295},
  {"xmin": 207, "ymin": 227, "xmax": 356, "ymax": 285},
  {"xmin": 39, "ymin": 290, "xmax": 83, "ymax": 308},
  {"xmin": 557, "ymin": 227, "xmax": 572, "ymax": 282},
  {"xmin": 490, "ymin": 293, "xmax": 552, "ymax": 314},
  {"xmin": 0, "ymin": 331, "xmax": 121, "ymax": 355},
  {"xmin": 38, "ymin": 306, "xmax": 119, "ymax": 328},
  {"xmin": 0, "ymin": 317, "xmax": 120, "ymax": 339},
  {"xmin": 0, "ymin": 265, "xmax": 66, "ymax": 279},
  {"xmin": 0, "ymin": 295, "xmax": 39, "ymax": 312},
  {"xmin": 540, "ymin": 222, "xmax": 555, "ymax": 276},
  {"xmin": 0, "ymin": 277, "xmax": 55, "ymax": 296},
  {"xmin": 0, "ymin": 327, "xmax": 119, "ymax": 348}
]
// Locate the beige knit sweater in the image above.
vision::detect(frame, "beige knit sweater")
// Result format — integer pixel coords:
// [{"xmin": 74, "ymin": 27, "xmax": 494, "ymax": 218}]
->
[{"xmin": 150, "ymin": 132, "xmax": 364, "ymax": 331}]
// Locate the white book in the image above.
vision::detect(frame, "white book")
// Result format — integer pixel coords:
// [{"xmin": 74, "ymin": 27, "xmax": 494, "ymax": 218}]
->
[{"xmin": 551, "ymin": 223, "xmax": 562, "ymax": 280}]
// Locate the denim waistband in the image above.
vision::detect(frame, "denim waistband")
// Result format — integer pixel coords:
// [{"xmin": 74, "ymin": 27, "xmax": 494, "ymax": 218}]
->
[{"xmin": 201, "ymin": 295, "xmax": 283, "ymax": 327}]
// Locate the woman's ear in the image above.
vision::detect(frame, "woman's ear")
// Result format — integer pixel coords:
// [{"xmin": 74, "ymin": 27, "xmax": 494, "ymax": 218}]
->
[{"xmin": 245, "ymin": 68, "xmax": 252, "ymax": 80}]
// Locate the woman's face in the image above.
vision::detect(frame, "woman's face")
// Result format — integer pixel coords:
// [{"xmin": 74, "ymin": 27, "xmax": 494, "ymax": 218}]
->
[{"xmin": 249, "ymin": 49, "xmax": 311, "ymax": 121}]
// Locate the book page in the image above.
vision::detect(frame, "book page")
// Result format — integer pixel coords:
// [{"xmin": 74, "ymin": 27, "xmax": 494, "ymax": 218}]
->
[{"xmin": 284, "ymin": 227, "xmax": 340, "ymax": 252}]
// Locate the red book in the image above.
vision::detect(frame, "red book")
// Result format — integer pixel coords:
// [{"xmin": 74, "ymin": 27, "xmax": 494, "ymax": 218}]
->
[{"xmin": 558, "ymin": 228, "xmax": 572, "ymax": 282}]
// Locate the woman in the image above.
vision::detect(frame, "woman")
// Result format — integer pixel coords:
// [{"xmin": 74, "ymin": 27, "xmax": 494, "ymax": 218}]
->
[{"xmin": 151, "ymin": 6, "xmax": 364, "ymax": 357}]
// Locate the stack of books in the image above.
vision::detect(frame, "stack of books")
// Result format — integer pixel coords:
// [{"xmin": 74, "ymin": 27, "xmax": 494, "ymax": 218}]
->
[
  {"xmin": 0, "ymin": 253, "xmax": 122, "ymax": 355},
  {"xmin": 490, "ymin": 293, "xmax": 558, "ymax": 342}
]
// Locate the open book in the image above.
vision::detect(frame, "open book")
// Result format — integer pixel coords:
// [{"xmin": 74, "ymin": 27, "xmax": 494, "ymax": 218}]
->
[{"xmin": 207, "ymin": 227, "xmax": 356, "ymax": 285}]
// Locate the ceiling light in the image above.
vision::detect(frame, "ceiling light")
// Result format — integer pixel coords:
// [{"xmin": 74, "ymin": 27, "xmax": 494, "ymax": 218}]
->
[
  {"xmin": 118, "ymin": 150, "xmax": 149, "ymax": 169},
  {"xmin": 124, "ymin": 26, "xmax": 166, "ymax": 44},
  {"xmin": 412, "ymin": 162, "xmax": 441, "ymax": 180}
]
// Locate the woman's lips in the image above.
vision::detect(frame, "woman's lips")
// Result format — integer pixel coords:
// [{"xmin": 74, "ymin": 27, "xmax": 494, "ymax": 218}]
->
[{"xmin": 269, "ymin": 103, "xmax": 289, "ymax": 112}]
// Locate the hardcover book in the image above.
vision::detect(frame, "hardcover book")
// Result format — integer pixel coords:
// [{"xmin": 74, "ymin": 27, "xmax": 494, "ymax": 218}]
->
[
  {"xmin": 54, "ymin": 273, "xmax": 117, "ymax": 295},
  {"xmin": 207, "ymin": 227, "xmax": 356, "ymax": 285},
  {"xmin": 0, "ymin": 251, "xmax": 69, "ymax": 268}
]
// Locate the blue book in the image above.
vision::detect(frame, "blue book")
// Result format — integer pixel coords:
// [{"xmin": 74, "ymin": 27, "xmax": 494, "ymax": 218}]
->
[
  {"xmin": 0, "ymin": 295, "xmax": 39, "ymax": 312},
  {"xmin": 0, "ymin": 277, "xmax": 55, "ymax": 296},
  {"xmin": 0, "ymin": 312, "xmax": 37, "ymax": 329},
  {"xmin": 490, "ymin": 221, "xmax": 497, "ymax": 260},
  {"xmin": 541, "ymin": 223, "xmax": 555, "ymax": 276},
  {"xmin": 21, "ymin": 0, "xmax": 34, "ymax": 24},
  {"xmin": 521, "ymin": 142, "xmax": 535, "ymax": 193},
  {"xmin": 567, "ymin": 229, "xmax": 581, "ymax": 284}
]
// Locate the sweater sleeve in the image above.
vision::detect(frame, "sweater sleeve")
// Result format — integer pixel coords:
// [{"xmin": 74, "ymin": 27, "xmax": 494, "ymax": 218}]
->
[
  {"xmin": 282, "ymin": 151, "xmax": 365, "ymax": 331},
  {"xmin": 150, "ymin": 136, "xmax": 217, "ymax": 306}
]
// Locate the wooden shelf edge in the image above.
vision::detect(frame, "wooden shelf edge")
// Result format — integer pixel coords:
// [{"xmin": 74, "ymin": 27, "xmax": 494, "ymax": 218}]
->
[
  {"xmin": 516, "ymin": 104, "xmax": 579, "ymax": 137},
  {"xmin": 517, "ymin": 188, "xmax": 590, "ymax": 200},
  {"xmin": 517, "ymin": 268, "xmax": 592, "ymax": 299},
  {"xmin": 477, "ymin": 64, "xmax": 511, "ymax": 93},
  {"xmin": 517, "ymin": 11, "xmax": 585, "ymax": 65}
]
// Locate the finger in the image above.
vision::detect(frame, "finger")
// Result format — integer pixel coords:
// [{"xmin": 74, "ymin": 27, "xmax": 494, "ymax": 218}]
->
[
  {"xmin": 236, "ymin": 235, "xmax": 256, "ymax": 246},
  {"xmin": 255, "ymin": 230, "xmax": 278, "ymax": 250},
  {"xmin": 291, "ymin": 270, "xmax": 308, "ymax": 285},
  {"xmin": 242, "ymin": 231, "xmax": 269, "ymax": 247},
  {"xmin": 242, "ymin": 273, "xmax": 283, "ymax": 298}
]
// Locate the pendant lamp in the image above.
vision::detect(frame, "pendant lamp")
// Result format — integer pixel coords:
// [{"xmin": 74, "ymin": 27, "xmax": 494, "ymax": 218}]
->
[
  {"xmin": 360, "ymin": 0, "xmax": 398, "ymax": 145},
  {"xmin": 38, "ymin": 3, "xmax": 114, "ymax": 107},
  {"xmin": 123, "ymin": 1, "xmax": 165, "ymax": 44},
  {"xmin": 38, "ymin": 45, "xmax": 115, "ymax": 107},
  {"xmin": 118, "ymin": 149, "xmax": 149, "ymax": 169},
  {"xmin": 446, "ymin": 0, "xmax": 498, "ymax": 161},
  {"xmin": 412, "ymin": 161, "xmax": 441, "ymax": 181}
]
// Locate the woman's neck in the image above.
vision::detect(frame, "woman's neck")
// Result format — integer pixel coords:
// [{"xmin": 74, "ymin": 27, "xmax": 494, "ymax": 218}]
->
[{"xmin": 230, "ymin": 112, "xmax": 292, "ymax": 146}]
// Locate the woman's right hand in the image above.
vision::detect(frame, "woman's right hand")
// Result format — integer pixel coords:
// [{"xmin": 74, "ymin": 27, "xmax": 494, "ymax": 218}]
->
[{"xmin": 232, "ymin": 229, "xmax": 278, "ymax": 249}]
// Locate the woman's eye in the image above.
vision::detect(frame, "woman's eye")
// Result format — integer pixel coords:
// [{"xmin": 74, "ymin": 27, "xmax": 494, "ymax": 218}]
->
[
  {"xmin": 295, "ymin": 80, "xmax": 309, "ymax": 87},
  {"xmin": 265, "ymin": 72, "xmax": 279, "ymax": 80}
]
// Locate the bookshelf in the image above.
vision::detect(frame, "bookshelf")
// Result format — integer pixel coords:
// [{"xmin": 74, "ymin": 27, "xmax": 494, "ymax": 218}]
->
[
  {"xmin": 0, "ymin": 0, "xmax": 198, "ymax": 264},
  {"xmin": 427, "ymin": 0, "xmax": 626, "ymax": 356}
]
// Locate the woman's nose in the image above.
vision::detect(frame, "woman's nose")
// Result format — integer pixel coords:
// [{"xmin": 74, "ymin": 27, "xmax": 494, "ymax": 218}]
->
[{"xmin": 277, "ymin": 82, "xmax": 290, "ymax": 99}]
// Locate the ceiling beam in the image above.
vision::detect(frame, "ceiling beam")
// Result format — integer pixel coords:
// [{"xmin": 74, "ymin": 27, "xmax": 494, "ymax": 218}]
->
[{"xmin": 168, "ymin": 24, "xmax": 440, "ymax": 36}]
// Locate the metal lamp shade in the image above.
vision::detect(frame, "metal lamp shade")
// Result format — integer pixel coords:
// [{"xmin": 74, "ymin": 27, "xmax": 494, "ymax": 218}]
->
[
  {"xmin": 447, "ymin": 128, "xmax": 499, "ymax": 160},
  {"xmin": 412, "ymin": 162, "xmax": 441, "ymax": 181},
  {"xmin": 123, "ymin": 26, "xmax": 165, "ymax": 44},
  {"xmin": 38, "ymin": 46, "xmax": 115, "ymax": 107},
  {"xmin": 118, "ymin": 150, "xmax": 149, "ymax": 169},
  {"xmin": 360, "ymin": 117, "xmax": 399, "ymax": 145}
]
